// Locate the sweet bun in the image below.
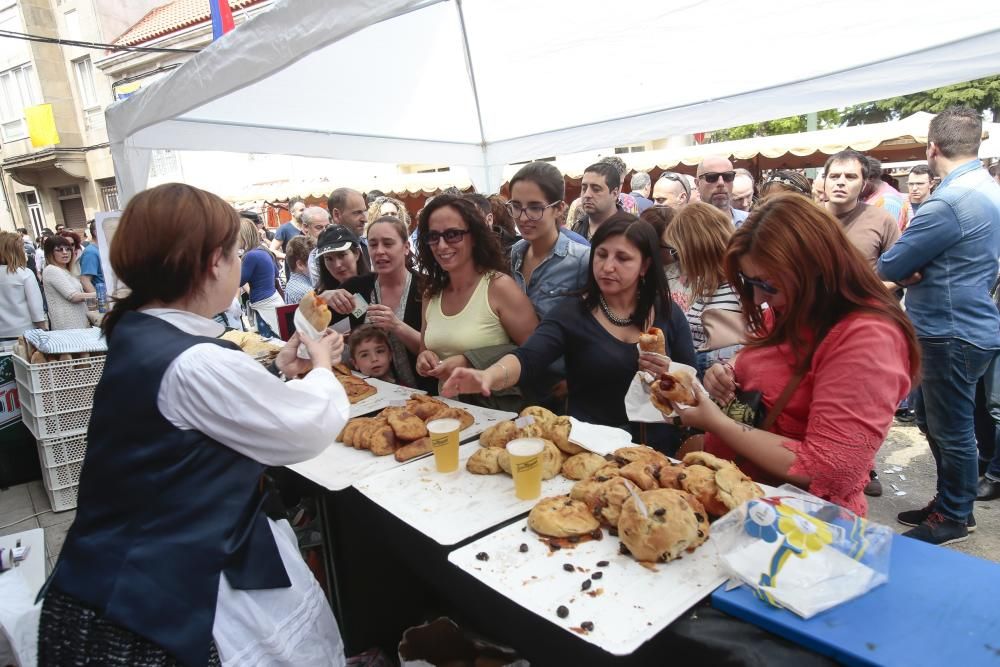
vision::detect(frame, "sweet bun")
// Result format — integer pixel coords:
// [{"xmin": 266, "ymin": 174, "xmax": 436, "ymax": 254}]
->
[
  {"xmin": 561, "ymin": 452, "xmax": 609, "ymax": 480},
  {"xmin": 715, "ymin": 463, "xmax": 765, "ymax": 510},
  {"xmin": 467, "ymin": 447, "xmax": 505, "ymax": 475},
  {"xmin": 618, "ymin": 460, "xmax": 662, "ymax": 491},
  {"xmin": 480, "ymin": 421, "xmax": 519, "ymax": 448},
  {"xmin": 528, "ymin": 496, "xmax": 600, "ymax": 538},
  {"xmin": 679, "ymin": 464, "xmax": 730, "ymax": 517},
  {"xmin": 618, "ymin": 488, "xmax": 709, "ymax": 562}
]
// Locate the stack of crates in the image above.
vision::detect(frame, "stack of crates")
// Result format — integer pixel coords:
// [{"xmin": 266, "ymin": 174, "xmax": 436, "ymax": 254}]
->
[{"xmin": 12, "ymin": 354, "xmax": 104, "ymax": 512}]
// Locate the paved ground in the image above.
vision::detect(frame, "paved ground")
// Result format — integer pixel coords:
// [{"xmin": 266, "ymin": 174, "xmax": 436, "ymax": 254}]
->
[{"xmin": 1, "ymin": 421, "xmax": 998, "ymax": 573}]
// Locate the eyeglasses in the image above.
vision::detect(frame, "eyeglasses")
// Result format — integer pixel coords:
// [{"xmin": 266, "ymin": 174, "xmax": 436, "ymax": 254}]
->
[
  {"xmin": 699, "ymin": 171, "xmax": 736, "ymax": 184},
  {"xmin": 658, "ymin": 172, "xmax": 691, "ymax": 197},
  {"xmin": 424, "ymin": 228, "xmax": 471, "ymax": 246},
  {"xmin": 506, "ymin": 201, "xmax": 558, "ymax": 222},
  {"xmin": 738, "ymin": 271, "xmax": 778, "ymax": 295}
]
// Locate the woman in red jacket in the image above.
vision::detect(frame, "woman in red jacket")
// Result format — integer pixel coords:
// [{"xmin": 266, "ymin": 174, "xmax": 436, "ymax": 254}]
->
[{"xmin": 657, "ymin": 193, "xmax": 920, "ymax": 516}]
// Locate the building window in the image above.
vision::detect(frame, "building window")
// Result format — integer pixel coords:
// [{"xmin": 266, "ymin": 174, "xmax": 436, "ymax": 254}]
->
[
  {"xmin": 149, "ymin": 149, "xmax": 180, "ymax": 178},
  {"xmin": 19, "ymin": 191, "xmax": 44, "ymax": 238},
  {"xmin": 63, "ymin": 9, "xmax": 80, "ymax": 40},
  {"xmin": 614, "ymin": 145, "xmax": 646, "ymax": 154},
  {"xmin": 99, "ymin": 179, "xmax": 119, "ymax": 211},
  {"xmin": 0, "ymin": 64, "xmax": 39, "ymax": 142},
  {"xmin": 73, "ymin": 57, "xmax": 98, "ymax": 110}
]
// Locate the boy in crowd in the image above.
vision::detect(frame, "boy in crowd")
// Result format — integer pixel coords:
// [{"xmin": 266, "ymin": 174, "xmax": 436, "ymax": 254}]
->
[{"xmin": 349, "ymin": 324, "xmax": 395, "ymax": 383}]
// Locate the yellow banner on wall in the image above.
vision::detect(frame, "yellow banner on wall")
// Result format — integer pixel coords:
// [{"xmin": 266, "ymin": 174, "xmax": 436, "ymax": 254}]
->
[{"xmin": 25, "ymin": 104, "xmax": 60, "ymax": 147}]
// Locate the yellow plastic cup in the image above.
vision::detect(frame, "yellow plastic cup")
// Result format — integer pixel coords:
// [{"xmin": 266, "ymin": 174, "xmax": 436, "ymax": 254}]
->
[
  {"xmin": 427, "ymin": 418, "xmax": 461, "ymax": 472},
  {"xmin": 507, "ymin": 437, "xmax": 545, "ymax": 500}
]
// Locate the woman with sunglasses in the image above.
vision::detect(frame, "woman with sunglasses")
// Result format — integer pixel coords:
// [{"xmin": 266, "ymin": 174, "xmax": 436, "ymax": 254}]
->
[
  {"xmin": 443, "ymin": 214, "xmax": 697, "ymax": 453},
  {"xmin": 42, "ymin": 233, "xmax": 95, "ymax": 330},
  {"xmin": 415, "ymin": 194, "xmax": 538, "ymax": 406},
  {"xmin": 655, "ymin": 194, "xmax": 919, "ymax": 516},
  {"xmin": 663, "ymin": 203, "xmax": 745, "ymax": 376}
]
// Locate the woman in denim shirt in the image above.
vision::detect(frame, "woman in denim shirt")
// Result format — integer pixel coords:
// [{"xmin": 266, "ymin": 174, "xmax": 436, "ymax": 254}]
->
[{"xmin": 507, "ymin": 162, "xmax": 590, "ymax": 407}]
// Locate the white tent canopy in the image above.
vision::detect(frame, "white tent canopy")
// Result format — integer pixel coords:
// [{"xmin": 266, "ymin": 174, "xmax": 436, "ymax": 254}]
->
[{"xmin": 107, "ymin": 0, "xmax": 1000, "ymax": 201}]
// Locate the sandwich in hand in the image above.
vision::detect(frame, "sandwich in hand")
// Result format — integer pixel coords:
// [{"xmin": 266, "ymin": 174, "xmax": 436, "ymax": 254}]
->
[
  {"xmin": 638, "ymin": 327, "xmax": 666, "ymax": 356},
  {"xmin": 299, "ymin": 290, "xmax": 332, "ymax": 332},
  {"xmin": 651, "ymin": 370, "xmax": 697, "ymax": 413}
]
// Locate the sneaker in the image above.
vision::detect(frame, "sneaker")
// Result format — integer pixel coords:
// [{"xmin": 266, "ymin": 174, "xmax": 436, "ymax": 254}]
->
[
  {"xmin": 897, "ymin": 499, "xmax": 976, "ymax": 532},
  {"xmin": 864, "ymin": 470, "xmax": 883, "ymax": 497},
  {"xmin": 902, "ymin": 512, "xmax": 969, "ymax": 546},
  {"xmin": 894, "ymin": 409, "xmax": 916, "ymax": 423}
]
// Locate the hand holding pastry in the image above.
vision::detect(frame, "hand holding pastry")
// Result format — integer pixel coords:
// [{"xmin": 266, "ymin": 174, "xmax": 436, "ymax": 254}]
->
[
  {"xmin": 638, "ymin": 351, "xmax": 671, "ymax": 378},
  {"xmin": 668, "ymin": 381, "xmax": 726, "ymax": 432}
]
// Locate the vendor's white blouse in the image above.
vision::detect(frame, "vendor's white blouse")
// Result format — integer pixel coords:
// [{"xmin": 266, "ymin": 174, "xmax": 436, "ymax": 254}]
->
[{"xmin": 146, "ymin": 308, "xmax": 348, "ymax": 666}]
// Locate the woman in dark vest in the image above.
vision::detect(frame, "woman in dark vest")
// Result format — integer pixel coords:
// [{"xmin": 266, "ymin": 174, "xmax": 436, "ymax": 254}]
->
[{"xmin": 37, "ymin": 183, "xmax": 350, "ymax": 666}]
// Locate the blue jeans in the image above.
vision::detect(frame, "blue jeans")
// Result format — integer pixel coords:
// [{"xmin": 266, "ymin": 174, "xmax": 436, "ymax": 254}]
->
[
  {"xmin": 916, "ymin": 338, "xmax": 997, "ymax": 521},
  {"xmin": 983, "ymin": 351, "xmax": 1000, "ymax": 481}
]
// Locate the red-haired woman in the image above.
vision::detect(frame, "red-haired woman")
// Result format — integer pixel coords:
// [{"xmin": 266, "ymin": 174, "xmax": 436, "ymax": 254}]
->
[
  {"xmin": 38, "ymin": 184, "xmax": 348, "ymax": 665},
  {"xmin": 656, "ymin": 193, "xmax": 919, "ymax": 516}
]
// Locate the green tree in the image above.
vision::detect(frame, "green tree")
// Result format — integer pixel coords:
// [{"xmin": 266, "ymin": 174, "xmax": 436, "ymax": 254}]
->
[
  {"xmin": 841, "ymin": 75, "xmax": 1000, "ymax": 125},
  {"xmin": 707, "ymin": 110, "xmax": 841, "ymax": 142}
]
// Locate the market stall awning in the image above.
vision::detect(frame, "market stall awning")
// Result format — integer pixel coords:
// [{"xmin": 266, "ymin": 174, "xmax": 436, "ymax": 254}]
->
[{"xmin": 106, "ymin": 0, "xmax": 1000, "ymax": 200}]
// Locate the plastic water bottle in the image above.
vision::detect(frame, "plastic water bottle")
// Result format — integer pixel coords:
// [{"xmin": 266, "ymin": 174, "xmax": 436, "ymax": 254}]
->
[{"xmin": 96, "ymin": 283, "xmax": 107, "ymax": 313}]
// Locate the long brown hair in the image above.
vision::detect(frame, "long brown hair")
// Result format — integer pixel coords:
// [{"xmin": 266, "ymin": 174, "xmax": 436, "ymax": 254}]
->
[
  {"xmin": 0, "ymin": 232, "xmax": 26, "ymax": 272},
  {"xmin": 725, "ymin": 193, "xmax": 920, "ymax": 380},
  {"xmin": 103, "ymin": 183, "xmax": 240, "ymax": 337},
  {"xmin": 664, "ymin": 202, "xmax": 732, "ymax": 302}
]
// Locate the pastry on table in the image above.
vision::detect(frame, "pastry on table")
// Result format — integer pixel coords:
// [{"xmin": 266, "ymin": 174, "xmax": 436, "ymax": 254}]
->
[
  {"xmin": 618, "ymin": 488, "xmax": 709, "ymax": 562},
  {"xmin": 394, "ymin": 437, "xmax": 431, "ymax": 462},
  {"xmin": 561, "ymin": 452, "xmax": 609, "ymax": 480},
  {"xmin": 356, "ymin": 416, "xmax": 389, "ymax": 451},
  {"xmin": 679, "ymin": 464, "xmax": 729, "ymax": 517},
  {"xmin": 480, "ymin": 421, "xmax": 519, "ymax": 448},
  {"xmin": 656, "ymin": 462, "xmax": 687, "ymax": 490},
  {"xmin": 383, "ymin": 408, "xmax": 428, "ymax": 441},
  {"xmin": 519, "ymin": 405, "xmax": 558, "ymax": 425},
  {"xmin": 590, "ymin": 463, "xmax": 623, "ymax": 482},
  {"xmin": 332, "ymin": 362, "xmax": 353, "ymax": 377},
  {"xmin": 340, "ymin": 417, "xmax": 375, "ymax": 447},
  {"xmin": 528, "ymin": 496, "xmax": 600, "ymax": 538},
  {"xmin": 618, "ymin": 460, "xmax": 662, "ymax": 491},
  {"xmin": 682, "ymin": 450, "xmax": 732, "ymax": 471},
  {"xmin": 715, "ymin": 463, "xmax": 764, "ymax": 510},
  {"xmin": 569, "ymin": 478, "xmax": 606, "ymax": 507},
  {"xmin": 467, "ymin": 447, "xmax": 505, "ymax": 475},
  {"xmin": 405, "ymin": 394, "xmax": 449, "ymax": 420},
  {"xmin": 594, "ymin": 477, "xmax": 640, "ymax": 527},
  {"xmin": 613, "ymin": 446, "xmax": 669, "ymax": 466},
  {"xmin": 547, "ymin": 416, "xmax": 583, "ymax": 455},
  {"xmin": 368, "ymin": 424, "xmax": 397, "ymax": 456}
]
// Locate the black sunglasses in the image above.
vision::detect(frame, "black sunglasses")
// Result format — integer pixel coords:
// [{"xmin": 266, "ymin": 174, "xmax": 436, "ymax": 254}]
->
[
  {"xmin": 699, "ymin": 171, "xmax": 736, "ymax": 184},
  {"xmin": 738, "ymin": 271, "xmax": 779, "ymax": 295},
  {"xmin": 425, "ymin": 228, "xmax": 471, "ymax": 246}
]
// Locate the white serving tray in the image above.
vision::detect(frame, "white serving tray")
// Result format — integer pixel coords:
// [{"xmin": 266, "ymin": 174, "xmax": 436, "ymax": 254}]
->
[
  {"xmin": 288, "ymin": 397, "xmax": 515, "ymax": 492},
  {"xmin": 448, "ymin": 516, "xmax": 725, "ymax": 656},
  {"xmin": 353, "ymin": 444, "xmax": 575, "ymax": 545}
]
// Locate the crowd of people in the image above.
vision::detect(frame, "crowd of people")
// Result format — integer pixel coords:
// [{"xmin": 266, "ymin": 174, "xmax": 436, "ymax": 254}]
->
[{"xmin": 10, "ymin": 105, "xmax": 998, "ymax": 665}]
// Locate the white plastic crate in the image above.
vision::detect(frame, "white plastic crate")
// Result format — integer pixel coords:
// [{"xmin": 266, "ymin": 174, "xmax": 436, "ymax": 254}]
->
[
  {"xmin": 12, "ymin": 353, "xmax": 104, "ymax": 394},
  {"xmin": 20, "ymin": 400, "xmax": 91, "ymax": 440},
  {"xmin": 41, "ymin": 459, "xmax": 83, "ymax": 491},
  {"xmin": 45, "ymin": 484, "xmax": 78, "ymax": 512},
  {"xmin": 15, "ymin": 379, "xmax": 96, "ymax": 418},
  {"xmin": 37, "ymin": 433, "xmax": 88, "ymax": 468}
]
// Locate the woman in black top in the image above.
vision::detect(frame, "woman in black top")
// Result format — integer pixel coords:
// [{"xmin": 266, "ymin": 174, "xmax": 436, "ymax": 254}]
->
[
  {"xmin": 443, "ymin": 213, "xmax": 696, "ymax": 453},
  {"xmin": 323, "ymin": 216, "xmax": 431, "ymax": 389}
]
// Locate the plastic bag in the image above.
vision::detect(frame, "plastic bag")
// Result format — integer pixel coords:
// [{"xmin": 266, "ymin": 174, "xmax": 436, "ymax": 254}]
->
[{"xmin": 712, "ymin": 485, "xmax": 892, "ymax": 619}]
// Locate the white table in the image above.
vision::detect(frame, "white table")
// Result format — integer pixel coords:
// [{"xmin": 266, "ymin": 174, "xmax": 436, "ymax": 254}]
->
[{"xmin": 0, "ymin": 528, "xmax": 45, "ymax": 667}]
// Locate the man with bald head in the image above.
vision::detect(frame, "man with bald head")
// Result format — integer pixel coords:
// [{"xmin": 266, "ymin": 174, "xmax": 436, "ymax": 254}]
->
[
  {"xmin": 731, "ymin": 168, "xmax": 755, "ymax": 211},
  {"xmin": 696, "ymin": 156, "xmax": 749, "ymax": 226},
  {"xmin": 652, "ymin": 172, "xmax": 690, "ymax": 209}
]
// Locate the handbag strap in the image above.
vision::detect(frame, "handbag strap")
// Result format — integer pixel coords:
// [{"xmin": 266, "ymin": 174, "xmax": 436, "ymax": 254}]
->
[{"xmin": 760, "ymin": 371, "xmax": 805, "ymax": 431}]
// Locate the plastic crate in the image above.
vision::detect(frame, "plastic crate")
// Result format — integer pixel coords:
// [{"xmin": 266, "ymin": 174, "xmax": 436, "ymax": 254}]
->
[
  {"xmin": 45, "ymin": 483, "xmax": 78, "ymax": 512},
  {"xmin": 12, "ymin": 353, "xmax": 104, "ymax": 394},
  {"xmin": 41, "ymin": 458, "xmax": 83, "ymax": 491},
  {"xmin": 20, "ymin": 400, "xmax": 91, "ymax": 440},
  {"xmin": 15, "ymin": 379, "xmax": 96, "ymax": 418},
  {"xmin": 37, "ymin": 433, "xmax": 88, "ymax": 468}
]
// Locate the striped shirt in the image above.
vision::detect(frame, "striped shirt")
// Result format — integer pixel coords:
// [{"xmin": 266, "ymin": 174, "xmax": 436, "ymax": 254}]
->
[{"xmin": 686, "ymin": 282, "xmax": 741, "ymax": 349}]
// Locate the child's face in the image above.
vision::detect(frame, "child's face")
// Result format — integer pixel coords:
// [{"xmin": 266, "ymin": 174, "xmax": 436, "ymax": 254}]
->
[{"xmin": 352, "ymin": 338, "xmax": 391, "ymax": 378}]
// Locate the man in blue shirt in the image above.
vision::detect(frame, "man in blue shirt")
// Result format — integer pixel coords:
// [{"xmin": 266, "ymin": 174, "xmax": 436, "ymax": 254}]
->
[
  {"xmin": 696, "ymin": 156, "xmax": 749, "ymax": 227},
  {"xmin": 878, "ymin": 107, "xmax": 1000, "ymax": 546},
  {"xmin": 79, "ymin": 219, "xmax": 105, "ymax": 294}
]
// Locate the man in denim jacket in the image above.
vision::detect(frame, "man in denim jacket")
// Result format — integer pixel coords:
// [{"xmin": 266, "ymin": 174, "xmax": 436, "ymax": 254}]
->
[{"xmin": 878, "ymin": 106, "xmax": 1000, "ymax": 546}]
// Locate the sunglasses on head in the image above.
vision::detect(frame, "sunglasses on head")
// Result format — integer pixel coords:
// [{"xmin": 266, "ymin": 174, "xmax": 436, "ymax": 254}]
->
[
  {"xmin": 699, "ymin": 171, "xmax": 736, "ymax": 184},
  {"xmin": 424, "ymin": 228, "xmax": 470, "ymax": 246},
  {"xmin": 658, "ymin": 172, "xmax": 691, "ymax": 197},
  {"xmin": 738, "ymin": 271, "xmax": 778, "ymax": 295}
]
